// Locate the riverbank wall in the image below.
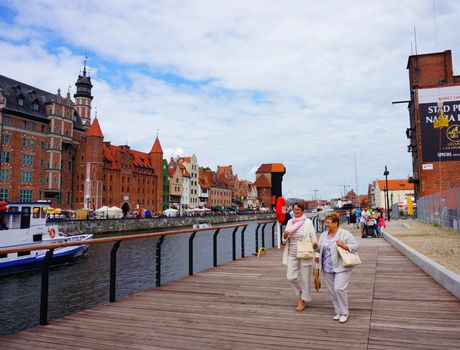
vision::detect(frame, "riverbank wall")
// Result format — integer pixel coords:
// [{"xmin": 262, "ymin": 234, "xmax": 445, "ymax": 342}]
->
[{"xmin": 58, "ymin": 213, "xmax": 276, "ymax": 235}]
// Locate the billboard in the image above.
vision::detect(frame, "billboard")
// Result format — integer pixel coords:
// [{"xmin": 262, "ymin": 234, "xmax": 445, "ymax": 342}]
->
[{"xmin": 418, "ymin": 86, "xmax": 460, "ymax": 162}]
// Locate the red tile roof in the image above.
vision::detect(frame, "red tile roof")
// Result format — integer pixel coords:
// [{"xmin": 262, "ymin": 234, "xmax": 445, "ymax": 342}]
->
[
  {"xmin": 256, "ymin": 163, "xmax": 285, "ymax": 173},
  {"xmin": 87, "ymin": 118, "xmax": 104, "ymax": 138},
  {"xmin": 373, "ymin": 179, "xmax": 414, "ymax": 191},
  {"xmin": 150, "ymin": 137, "xmax": 163, "ymax": 153},
  {"xmin": 254, "ymin": 174, "xmax": 270, "ymax": 188}
]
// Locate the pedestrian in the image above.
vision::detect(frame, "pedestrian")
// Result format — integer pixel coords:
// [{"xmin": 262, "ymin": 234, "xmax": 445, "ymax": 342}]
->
[
  {"xmin": 349, "ymin": 209, "xmax": 357, "ymax": 231},
  {"xmin": 315, "ymin": 212, "xmax": 359, "ymax": 323},
  {"xmin": 282, "ymin": 202, "xmax": 318, "ymax": 311}
]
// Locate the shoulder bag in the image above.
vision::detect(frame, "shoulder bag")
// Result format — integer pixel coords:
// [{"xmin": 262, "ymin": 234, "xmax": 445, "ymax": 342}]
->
[
  {"xmin": 337, "ymin": 233, "xmax": 361, "ymax": 267},
  {"xmin": 296, "ymin": 219, "xmax": 314, "ymax": 259}
]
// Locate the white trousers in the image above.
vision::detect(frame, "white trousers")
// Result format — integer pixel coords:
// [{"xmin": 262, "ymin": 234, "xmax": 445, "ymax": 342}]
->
[
  {"xmin": 324, "ymin": 270, "xmax": 353, "ymax": 315},
  {"xmin": 286, "ymin": 255, "xmax": 312, "ymax": 302}
]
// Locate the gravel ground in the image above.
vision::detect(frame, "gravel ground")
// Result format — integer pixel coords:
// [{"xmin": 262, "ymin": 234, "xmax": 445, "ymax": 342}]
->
[{"xmin": 384, "ymin": 219, "xmax": 460, "ymax": 275}]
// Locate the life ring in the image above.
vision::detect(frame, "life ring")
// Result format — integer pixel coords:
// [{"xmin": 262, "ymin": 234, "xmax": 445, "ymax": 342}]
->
[
  {"xmin": 275, "ymin": 196, "xmax": 286, "ymax": 223},
  {"xmin": 48, "ymin": 227, "xmax": 56, "ymax": 239}
]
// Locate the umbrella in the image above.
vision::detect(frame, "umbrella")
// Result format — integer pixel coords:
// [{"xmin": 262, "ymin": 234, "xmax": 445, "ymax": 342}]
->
[{"xmin": 313, "ymin": 264, "xmax": 321, "ymax": 292}]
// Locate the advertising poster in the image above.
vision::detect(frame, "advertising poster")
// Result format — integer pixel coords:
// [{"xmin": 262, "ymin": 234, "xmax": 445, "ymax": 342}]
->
[{"xmin": 418, "ymin": 86, "xmax": 460, "ymax": 162}]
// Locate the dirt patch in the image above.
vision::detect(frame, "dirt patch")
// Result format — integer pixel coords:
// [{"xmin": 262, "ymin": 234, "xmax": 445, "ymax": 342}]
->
[{"xmin": 385, "ymin": 220, "xmax": 460, "ymax": 275}]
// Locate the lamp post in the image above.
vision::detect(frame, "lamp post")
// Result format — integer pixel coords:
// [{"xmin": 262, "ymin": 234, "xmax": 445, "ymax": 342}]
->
[{"xmin": 383, "ymin": 166, "xmax": 390, "ymax": 221}]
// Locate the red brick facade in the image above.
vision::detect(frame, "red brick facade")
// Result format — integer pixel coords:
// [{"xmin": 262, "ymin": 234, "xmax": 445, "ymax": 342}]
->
[
  {"xmin": 0, "ymin": 72, "xmax": 163, "ymax": 213},
  {"xmin": 406, "ymin": 50, "xmax": 460, "ymax": 199}
]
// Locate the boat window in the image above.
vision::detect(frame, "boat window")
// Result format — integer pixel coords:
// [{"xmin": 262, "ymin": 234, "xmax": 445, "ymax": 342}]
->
[
  {"xmin": 33, "ymin": 207, "xmax": 40, "ymax": 218},
  {"xmin": 41, "ymin": 207, "xmax": 47, "ymax": 218},
  {"xmin": 0, "ymin": 253, "xmax": 7, "ymax": 259},
  {"xmin": 9, "ymin": 206, "xmax": 19, "ymax": 212},
  {"xmin": 18, "ymin": 251, "xmax": 31, "ymax": 256},
  {"xmin": 33, "ymin": 234, "xmax": 42, "ymax": 242}
]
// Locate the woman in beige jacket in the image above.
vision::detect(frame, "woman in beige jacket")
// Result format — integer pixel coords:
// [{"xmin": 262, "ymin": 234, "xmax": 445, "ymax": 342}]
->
[{"xmin": 282, "ymin": 202, "xmax": 318, "ymax": 311}]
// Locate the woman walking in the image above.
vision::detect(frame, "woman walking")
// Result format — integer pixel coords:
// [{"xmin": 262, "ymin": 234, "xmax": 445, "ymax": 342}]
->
[
  {"xmin": 282, "ymin": 202, "xmax": 318, "ymax": 311},
  {"xmin": 316, "ymin": 212, "xmax": 358, "ymax": 323}
]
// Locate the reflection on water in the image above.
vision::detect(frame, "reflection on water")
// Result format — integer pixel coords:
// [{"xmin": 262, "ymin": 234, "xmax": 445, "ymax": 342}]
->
[{"xmin": 0, "ymin": 220, "xmax": 272, "ymax": 335}]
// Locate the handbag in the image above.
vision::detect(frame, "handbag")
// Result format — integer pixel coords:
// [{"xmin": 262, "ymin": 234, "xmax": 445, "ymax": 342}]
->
[
  {"xmin": 297, "ymin": 237, "xmax": 314, "ymax": 259},
  {"xmin": 337, "ymin": 233, "xmax": 361, "ymax": 267}
]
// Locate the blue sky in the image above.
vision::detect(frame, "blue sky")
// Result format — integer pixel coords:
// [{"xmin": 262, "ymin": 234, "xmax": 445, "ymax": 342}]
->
[{"xmin": 1, "ymin": 0, "xmax": 460, "ymax": 200}]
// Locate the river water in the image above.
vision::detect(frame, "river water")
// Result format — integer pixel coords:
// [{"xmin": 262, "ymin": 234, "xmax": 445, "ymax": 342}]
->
[{"xmin": 0, "ymin": 220, "xmax": 274, "ymax": 335}]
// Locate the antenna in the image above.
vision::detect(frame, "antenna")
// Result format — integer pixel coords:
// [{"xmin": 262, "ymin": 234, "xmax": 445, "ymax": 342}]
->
[
  {"xmin": 414, "ymin": 26, "xmax": 418, "ymax": 55},
  {"xmin": 156, "ymin": 128, "xmax": 159, "ymax": 138},
  {"xmin": 410, "ymin": 41, "xmax": 413, "ymax": 55}
]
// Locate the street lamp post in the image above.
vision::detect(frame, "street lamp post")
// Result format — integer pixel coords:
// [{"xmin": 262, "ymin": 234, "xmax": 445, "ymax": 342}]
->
[{"xmin": 383, "ymin": 166, "xmax": 390, "ymax": 221}]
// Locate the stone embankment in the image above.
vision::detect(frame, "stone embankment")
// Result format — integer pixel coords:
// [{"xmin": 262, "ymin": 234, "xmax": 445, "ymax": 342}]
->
[{"xmin": 58, "ymin": 213, "xmax": 276, "ymax": 236}]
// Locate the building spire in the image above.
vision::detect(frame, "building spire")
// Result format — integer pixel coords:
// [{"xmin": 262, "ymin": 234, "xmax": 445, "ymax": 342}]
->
[{"xmin": 83, "ymin": 52, "xmax": 88, "ymax": 77}]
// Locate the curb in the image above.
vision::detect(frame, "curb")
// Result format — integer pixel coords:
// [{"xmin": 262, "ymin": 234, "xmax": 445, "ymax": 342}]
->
[{"xmin": 382, "ymin": 230, "xmax": 460, "ymax": 299}]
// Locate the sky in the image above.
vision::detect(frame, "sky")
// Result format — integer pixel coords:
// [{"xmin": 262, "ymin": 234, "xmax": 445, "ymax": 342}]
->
[{"xmin": 1, "ymin": 0, "xmax": 459, "ymax": 200}]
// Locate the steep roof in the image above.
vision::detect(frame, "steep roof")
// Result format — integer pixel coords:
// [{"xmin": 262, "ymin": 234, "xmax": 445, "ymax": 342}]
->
[
  {"xmin": 150, "ymin": 136, "xmax": 163, "ymax": 153},
  {"xmin": 253, "ymin": 174, "xmax": 270, "ymax": 188},
  {"xmin": 86, "ymin": 117, "xmax": 104, "ymax": 137},
  {"xmin": 256, "ymin": 163, "xmax": 285, "ymax": 173}
]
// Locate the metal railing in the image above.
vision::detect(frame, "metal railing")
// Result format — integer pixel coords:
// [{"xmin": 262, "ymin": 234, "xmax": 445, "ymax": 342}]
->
[
  {"xmin": 417, "ymin": 188, "xmax": 460, "ymax": 232},
  {"xmin": 0, "ymin": 223, "xmax": 252, "ymax": 326}
]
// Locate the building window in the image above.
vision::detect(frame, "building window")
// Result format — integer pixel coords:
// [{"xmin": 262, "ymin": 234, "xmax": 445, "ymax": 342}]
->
[
  {"xmin": 17, "ymin": 98, "xmax": 24, "ymax": 107},
  {"xmin": 30, "ymin": 122, "xmax": 36, "ymax": 131},
  {"xmin": 0, "ymin": 188, "xmax": 9, "ymax": 201},
  {"xmin": 57, "ymin": 192, "xmax": 62, "ymax": 205},
  {"xmin": 3, "ymin": 134, "xmax": 9, "ymax": 145},
  {"xmin": 4, "ymin": 116, "xmax": 11, "ymax": 126},
  {"xmin": 39, "ymin": 175, "xmax": 43, "ymax": 184},
  {"xmin": 19, "ymin": 189, "xmax": 33, "ymax": 202},
  {"xmin": 22, "ymin": 154, "xmax": 34, "ymax": 167},
  {"xmin": 22, "ymin": 138, "xmax": 28, "ymax": 147},
  {"xmin": 22, "ymin": 120, "xmax": 27, "ymax": 129},
  {"xmin": 0, "ymin": 169, "xmax": 10, "ymax": 181},
  {"xmin": 21, "ymin": 171, "xmax": 32, "ymax": 183},
  {"xmin": 1, "ymin": 151, "xmax": 11, "ymax": 164},
  {"xmin": 33, "ymin": 102, "xmax": 39, "ymax": 111}
]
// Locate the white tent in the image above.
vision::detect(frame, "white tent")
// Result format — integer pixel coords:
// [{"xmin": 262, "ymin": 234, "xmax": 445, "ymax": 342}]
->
[
  {"xmin": 94, "ymin": 206, "xmax": 110, "ymax": 219},
  {"xmin": 109, "ymin": 206, "xmax": 123, "ymax": 219},
  {"xmin": 163, "ymin": 208, "xmax": 179, "ymax": 217}
]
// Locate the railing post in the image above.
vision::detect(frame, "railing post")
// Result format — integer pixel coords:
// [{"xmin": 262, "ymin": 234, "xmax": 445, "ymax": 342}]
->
[
  {"xmin": 255, "ymin": 223, "xmax": 260, "ymax": 255},
  {"xmin": 271, "ymin": 222, "xmax": 276, "ymax": 248},
  {"xmin": 213, "ymin": 229, "xmax": 221, "ymax": 267},
  {"xmin": 261, "ymin": 223, "xmax": 267, "ymax": 249},
  {"xmin": 231, "ymin": 227, "xmax": 238, "ymax": 261},
  {"xmin": 40, "ymin": 249, "xmax": 54, "ymax": 326},
  {"xmin": 109, "ymin": 241, "xmax": 121, "ymax": 302},
  {"xmin": 156, "ymin": 236, "xmax": 165, "ymax": 287},
  {"xmin": 189, "ymin": 231, "xmax": 197, "ymax": 276},
  {"xmin": 241, "ymin": 226, "xmax": 246, "ymax": 258}
]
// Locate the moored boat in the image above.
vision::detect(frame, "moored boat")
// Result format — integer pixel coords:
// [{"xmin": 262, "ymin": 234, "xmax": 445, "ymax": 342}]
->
[{"xmin": 0, "ymin": 201, "xmax": 93, "ymax": 276}]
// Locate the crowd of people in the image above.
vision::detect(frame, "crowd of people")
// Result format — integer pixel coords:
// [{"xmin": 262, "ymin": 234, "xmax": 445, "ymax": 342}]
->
[{"xmin": 347, "ymin": 207, "xmax": 387, "ymax": 238}]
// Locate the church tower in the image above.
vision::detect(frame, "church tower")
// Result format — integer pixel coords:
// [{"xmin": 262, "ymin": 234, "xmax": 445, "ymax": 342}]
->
[
  {"xmin": 74, "ymin": 59, "xmax": 93, "ymax": 128},
  {"xmin": 149, "ymin": 136, "xmax": 164, "ymax": 213}
]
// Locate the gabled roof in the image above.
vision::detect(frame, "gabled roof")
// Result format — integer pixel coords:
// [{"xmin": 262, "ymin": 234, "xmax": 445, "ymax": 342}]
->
[
  {"xmin": 179, "ymin": 163, "xmax": 190, "ymax": 177},
  {"xmin": 130, "ymin": 149, "xmax": 154, "ymax": 169},
  {"xmin": 86, "ymin": 117, "xmax": 104, "ymax": 137}
]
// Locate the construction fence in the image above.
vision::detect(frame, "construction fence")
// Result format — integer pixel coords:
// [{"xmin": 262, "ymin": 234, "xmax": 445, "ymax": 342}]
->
[{"xmin": 417, "ymin": 187, "xmax": 460, "ymax": 232}]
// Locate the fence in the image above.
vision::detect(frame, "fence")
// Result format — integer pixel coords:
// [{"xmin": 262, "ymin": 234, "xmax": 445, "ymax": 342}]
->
[{"xmin": 417, "ymin": 188, "xmax": 460, "ymax": 232}]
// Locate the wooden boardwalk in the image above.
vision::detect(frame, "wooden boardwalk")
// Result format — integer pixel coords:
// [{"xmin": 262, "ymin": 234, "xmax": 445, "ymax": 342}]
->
[{"xmin": 1, "ymin": 233, "xmax": 459, "ymax": 349}]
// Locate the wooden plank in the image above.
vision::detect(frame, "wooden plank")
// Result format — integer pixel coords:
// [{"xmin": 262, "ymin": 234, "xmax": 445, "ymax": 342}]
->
[{"xmin": 1, "ymin": 233, "xmax": 459, "ymax": 349}]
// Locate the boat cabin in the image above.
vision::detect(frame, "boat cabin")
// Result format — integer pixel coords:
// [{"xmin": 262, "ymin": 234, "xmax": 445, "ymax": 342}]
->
[{"xmin": 0, "ymin": 201, "xmax": 50, "ymax": 231}]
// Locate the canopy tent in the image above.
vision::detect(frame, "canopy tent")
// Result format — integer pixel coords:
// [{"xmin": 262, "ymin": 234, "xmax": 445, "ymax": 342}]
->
[
  {"xmin": 94, "ymin": 206, "xmax": 123, "ymax": 219},
  {"xmin": 211, "ymin": 206, "xmax": 227, "ymax": 212},
  {"xmin": 163, "ymin": 208, "xmax": 179, "ymax": 217}
]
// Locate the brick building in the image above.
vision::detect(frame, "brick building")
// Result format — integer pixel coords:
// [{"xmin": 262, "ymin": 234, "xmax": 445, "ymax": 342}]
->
[
  {"xmin": 0, "ymin": 70, "xmax": 164, "ymax": 213},
  {"xmin": 406, "ymin": 50, "xmax": 460, "ymax": 199},
  {"xmin": 253, "ymin": 163, "xmax": 286, "ymax": 208}
]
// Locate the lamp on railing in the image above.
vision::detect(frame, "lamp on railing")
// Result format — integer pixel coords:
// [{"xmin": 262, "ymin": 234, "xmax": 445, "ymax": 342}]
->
[{"xmin": 383, "ymin": 166, "xmax": 390, "ymax": 220}]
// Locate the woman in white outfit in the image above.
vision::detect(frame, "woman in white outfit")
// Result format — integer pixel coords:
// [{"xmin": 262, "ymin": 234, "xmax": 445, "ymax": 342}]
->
[
  {"xmin": 316, "ymin": 212, "xmax": 358, "ymax": 323},
  {"xmin": 282, "ymin": 202, "xmax": 318, "ymax": 311}
]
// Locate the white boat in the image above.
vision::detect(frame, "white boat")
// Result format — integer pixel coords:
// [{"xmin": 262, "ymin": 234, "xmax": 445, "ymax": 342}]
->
[
  {"xmin": 0, "ymin": 201, "xmax": 93, "ymax": 276},
  {"xmin": 192, "ymin": 222, "xmax": 212, "ymax": 229}
]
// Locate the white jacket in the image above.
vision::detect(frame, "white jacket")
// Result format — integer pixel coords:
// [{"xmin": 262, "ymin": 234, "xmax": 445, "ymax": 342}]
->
[
  {"xmin": 282, "ymin": 218, "xmax": 318, "ymax": 266},
  {"xmin": 317, "ymin": 227, "xmax": 359, "ymax": 273}
]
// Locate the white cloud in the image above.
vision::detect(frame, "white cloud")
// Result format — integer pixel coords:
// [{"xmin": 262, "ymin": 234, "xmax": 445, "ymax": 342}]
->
[{"xmin": 1, "ymin": 0, "xmax": 459, "ymax": 199}]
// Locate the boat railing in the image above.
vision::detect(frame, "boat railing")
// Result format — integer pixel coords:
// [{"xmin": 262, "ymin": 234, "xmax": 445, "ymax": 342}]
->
[{"xmin": 0, "ymin": 222, "xmax": 278, "ymax": 327}]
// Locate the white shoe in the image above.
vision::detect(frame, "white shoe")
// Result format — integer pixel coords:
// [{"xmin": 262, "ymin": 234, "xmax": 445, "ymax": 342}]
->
[
  {"xmin": 339, "ymin": 314, "xmax": 349, "ymax": 323},
  {"xmin": 333, "ymin": 314, "xmax": 340, "ymax": 321}
]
